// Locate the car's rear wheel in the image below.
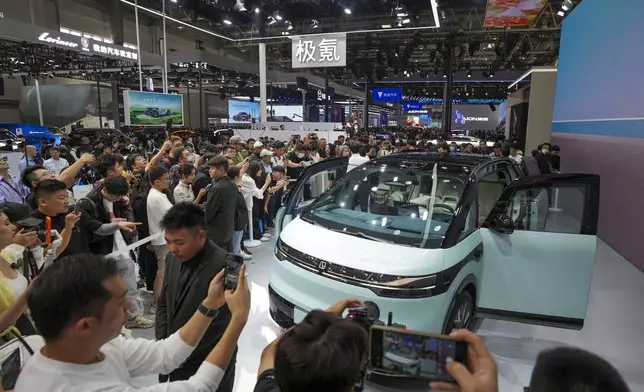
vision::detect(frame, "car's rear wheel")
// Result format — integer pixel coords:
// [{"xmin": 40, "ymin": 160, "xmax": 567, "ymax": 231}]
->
[{"xmin": 442, "ymin": 290, "xmax": 474, "ymax": 334}]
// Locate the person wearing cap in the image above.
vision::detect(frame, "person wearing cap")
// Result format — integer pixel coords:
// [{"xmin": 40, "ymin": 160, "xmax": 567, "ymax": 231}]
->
[
  {"xmin": 76, "ymin": 137, "xmax": 93, "ymax": 156},
  {"xmin": 0, "ymin": 156, "xmax": 29, "ymax": 204},
  {"xmin": 259, "ymin": 150, "xmax": 273, "ymax": 175},
  {"xmin": 43, "ymin": 146, "xmax": 69, "ymax": 176},
  {"xmin": 250, "ymin": 141, "xmax": 264, "ymax": 162}
]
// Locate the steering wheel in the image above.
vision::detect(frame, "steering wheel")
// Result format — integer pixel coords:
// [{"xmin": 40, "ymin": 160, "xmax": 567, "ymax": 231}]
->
[{"xmin": 432, "ymin": 203, "xmax": 456, "ymax": 215}]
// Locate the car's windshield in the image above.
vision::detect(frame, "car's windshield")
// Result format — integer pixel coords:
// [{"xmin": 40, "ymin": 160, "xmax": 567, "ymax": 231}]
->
[{"xmin": 302, "ymin": 161, "xmax": 468, "ymax": 248}]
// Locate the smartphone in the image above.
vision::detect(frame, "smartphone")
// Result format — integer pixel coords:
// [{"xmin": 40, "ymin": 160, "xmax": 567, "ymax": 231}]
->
[
  {"xmin": 1, "ymin": 348, "xmax": 24, "ymax": 390},
  {"xmin": 74, "ymin": 203, "xmax": 82, "ymax": 214},
  {"xmin": 224, "ymin": 254, "xmax": 244, "ymax": 291},
  {"xmin": 369, "ymin": 325, "xmax": 467, "ymax": 383}
]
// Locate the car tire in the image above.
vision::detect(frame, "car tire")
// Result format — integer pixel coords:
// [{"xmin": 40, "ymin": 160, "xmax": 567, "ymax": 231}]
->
[{"xmin": 442, "ymin": 290, "xmax": 474, "ymax": 334}]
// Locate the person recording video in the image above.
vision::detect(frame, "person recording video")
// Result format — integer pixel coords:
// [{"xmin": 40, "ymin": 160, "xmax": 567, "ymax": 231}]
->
[
  {"xmin": 15, "ymin": 254, "xmax": 251, "ymax": 391},
  {"xmin": 253, "ymin": 299, "xmax": 499, "ymax": 392}
]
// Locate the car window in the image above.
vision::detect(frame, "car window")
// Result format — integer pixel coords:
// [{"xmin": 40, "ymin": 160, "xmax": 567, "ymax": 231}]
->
[
  {"xmin": 506, "ymin": 186, "xmax": 585, "ymax": 234},
  {"xmin": 303, "ymin": 163, "xmax": 468, "ymax": 248},
  {"xmin": 459, "ymin": 202, "xmax": 478, "ymax": 240},
  {"xmin": 476, "ymin": 170, "xmax": 509, "ymax": 225}
]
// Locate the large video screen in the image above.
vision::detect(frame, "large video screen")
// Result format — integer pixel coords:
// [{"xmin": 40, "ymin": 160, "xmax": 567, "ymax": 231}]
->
[
  {"xmin": 124, "ymin": 91, "xmax": 184, "ymax": 126},
  {"xmin": 228, "ymin": 100, "xmax": 260, "ymax": 123},
  {"xmin": 268, "ymin": 105, "xmax": 303, "ymax": 121},
  {"xmin": 452, "ymin": 104, "xmax": 503, "ymax": 130}
]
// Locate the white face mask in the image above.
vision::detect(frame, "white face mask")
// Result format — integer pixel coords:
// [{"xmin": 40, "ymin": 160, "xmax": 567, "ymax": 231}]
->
[
  {"xmin": 296, "ymin": 153, "xmax": 305, "ymax": 159},
  {"xmin": 542, "ymin": 148, "xmax": 549, "ymax": 154}
]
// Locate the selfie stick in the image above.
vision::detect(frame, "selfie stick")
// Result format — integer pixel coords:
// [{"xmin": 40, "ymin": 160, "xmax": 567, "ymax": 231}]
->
[{"xmin": 244, "ymin": 210, "xmax": 261, "ymax": 248}]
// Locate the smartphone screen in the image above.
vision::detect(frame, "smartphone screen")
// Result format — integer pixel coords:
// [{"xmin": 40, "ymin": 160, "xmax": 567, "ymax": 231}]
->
[
  {"xmin": 370, "ymin": 326, "xmax": 466, "ymax": 383},
  {"xmin": 224, "ymin": 254, "xmax": 244, "ymax": 291},
  {"xmin": 1, "ymin": 348, "xmax": 23, "ymax": 390}
]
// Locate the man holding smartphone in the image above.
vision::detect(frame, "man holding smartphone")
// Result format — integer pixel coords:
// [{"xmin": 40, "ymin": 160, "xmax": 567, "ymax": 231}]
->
[{"xmin": 156, "ymin": 203, "xmax": 236, "ymax": 390}]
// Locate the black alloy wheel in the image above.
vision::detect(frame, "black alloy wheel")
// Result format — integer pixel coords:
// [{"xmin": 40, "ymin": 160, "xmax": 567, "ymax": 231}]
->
[{"xmin": 442, "ymin": 290, "xmax": 474, "ymax": 334}]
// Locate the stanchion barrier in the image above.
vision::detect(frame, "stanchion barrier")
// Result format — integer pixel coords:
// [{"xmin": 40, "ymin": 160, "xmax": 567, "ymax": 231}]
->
[{"xmin": 244, "ymin": 210, "xmax": 261, "ymax": 249}]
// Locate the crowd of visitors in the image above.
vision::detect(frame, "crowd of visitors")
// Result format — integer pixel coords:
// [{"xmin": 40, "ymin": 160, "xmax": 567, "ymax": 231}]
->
[{"xmin": 0, "ymin": 127, "xmax": 621, "ymax": 392}]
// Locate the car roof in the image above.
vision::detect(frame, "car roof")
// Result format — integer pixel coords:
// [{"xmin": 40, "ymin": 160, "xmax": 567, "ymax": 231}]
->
[{"xmin": 383, "ymin": 152, "xmax": 494, "ymax": 168}]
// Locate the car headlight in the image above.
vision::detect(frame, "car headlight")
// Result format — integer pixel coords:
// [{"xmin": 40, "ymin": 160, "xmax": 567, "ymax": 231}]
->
[{"xmin": 275, "ymin": 238, "xmax": 438, "ymax": 299}]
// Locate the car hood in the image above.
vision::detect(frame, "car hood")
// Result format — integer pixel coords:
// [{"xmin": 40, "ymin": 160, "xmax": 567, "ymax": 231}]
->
[{"xmin": 280, "ymin": 217, "xmax": 445, "ymax": 276}]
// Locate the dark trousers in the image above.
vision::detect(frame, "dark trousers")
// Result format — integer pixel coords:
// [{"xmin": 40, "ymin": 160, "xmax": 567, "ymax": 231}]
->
[
  {"xmin": 216, "ymin": 239, "xmax": 233, "ymax": 253},
  {"xmin": 160, "ymin": 361, "xmax": 236, "ymax": 392},
  {"xmin": 139, "ymin": 245, "xmax": 157, "ymax": 291}
]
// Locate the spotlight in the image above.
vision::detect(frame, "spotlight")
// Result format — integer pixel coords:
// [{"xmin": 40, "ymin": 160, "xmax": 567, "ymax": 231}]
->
[
  {"xmin": 562, "ymin": 4, "xmax": 569, "ymax": 11},
  {"xmin": 223, "ymin": 19, "xmax": 232, "ymax": 25},
  {"xmin": 312, "ymin": 19, "xmax": 319, "ymax": 28},
  {"xmin": 489, "ymin": 72, "xmax": 495, "ymax": 78},
  {"xmin": 556, "ymin": 10, "xmax": 565, "ymax": 16},
  {"xmin": 397, "ymin": 12, "xmax": 407, "ymax": 17},
  {"xmin": 286, "ymin": 22, "xmax": 293, "ymax": 30},
  {"xmin": 402, "ymin": 18, "xmax": 410, "ymax": 24},
  {"xmin": 443, "ymin": 72, "xmax": 447, "ymax": 78},
  {"xmin": 255, "ymin": 7, "xmax": 260, "ymax": 13},
  {"xmin": 344, "ymin": 8, "xmax": 351, "ymax": 14},
  {"xmin": 275, "ymin": 13, "xmax": 283, "ymax": 21},
  {"xmin": 467, "ymin": 71, "xmax": 471, "ymax": 78},
  {"xmin": 381, "ymin": 24, "xmax": 391, "ymax": 28}
]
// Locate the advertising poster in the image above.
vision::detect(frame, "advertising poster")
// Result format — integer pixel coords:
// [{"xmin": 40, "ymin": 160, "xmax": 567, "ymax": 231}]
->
[
  {"xmin": 124, "ymin": 91, "xmax": 184, "ymax": 126},
  {"xmin": 372, "ymin": 88, "xmax": 403, "ymax": 103},
  {"xmin": 228, "ymin": 100, "xmax": 260, "ymax": 123},
  {"xmin": 484, "ymin": 0, "xmax": 547, "ymax": 27}
]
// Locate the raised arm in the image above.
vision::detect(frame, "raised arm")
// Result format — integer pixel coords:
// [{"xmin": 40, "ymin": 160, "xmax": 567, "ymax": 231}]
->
[
  {"xmin": 58, "ymin": 153, "xmax": 95, "ymax": 188},
  {"xmin": 146, "ymin": 141, "xmax": 173, "ymax": 172}
]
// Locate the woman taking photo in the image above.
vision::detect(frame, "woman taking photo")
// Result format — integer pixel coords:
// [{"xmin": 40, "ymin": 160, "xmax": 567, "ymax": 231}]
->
[{"xmin": 173, "ymin": 164, "xmax": 209, "ymax": 204}]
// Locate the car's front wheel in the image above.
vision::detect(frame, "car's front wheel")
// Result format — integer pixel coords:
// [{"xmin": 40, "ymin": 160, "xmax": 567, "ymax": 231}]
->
[{"xmin": 442, "ymin": 290, "xmax": 474, "ymax": 334}]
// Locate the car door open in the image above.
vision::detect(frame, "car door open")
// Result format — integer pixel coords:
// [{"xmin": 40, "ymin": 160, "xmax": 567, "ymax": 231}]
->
[
  {"xmin": 275, "ymin": 157, "xmax": 349, "ymax": 234},
  {"xmin": 476, "ymin": 174, "xmax": 600, "ymax": 329}
]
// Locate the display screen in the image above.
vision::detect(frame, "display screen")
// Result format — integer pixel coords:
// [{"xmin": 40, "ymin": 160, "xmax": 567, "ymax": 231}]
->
[
  {"xmin": 228, "ymin": 100, "xmax": 260, "ymax": 123},
  {"xmin": 124, "ymin": 91, "xmax": 184, "ymax": 126},
  {"xmin": 451, "ymin": 104, "xmax": 503, "ymax": 130},
  {"xmin": 370, "ymin": 328, "xmax": 461, "ymax": 382}
]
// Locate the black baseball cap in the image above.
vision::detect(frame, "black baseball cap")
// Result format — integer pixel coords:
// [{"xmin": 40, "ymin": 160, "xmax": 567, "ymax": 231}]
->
[{"xmin": 0, "ymin": 203, "xmax": 41, "ymax": 227}]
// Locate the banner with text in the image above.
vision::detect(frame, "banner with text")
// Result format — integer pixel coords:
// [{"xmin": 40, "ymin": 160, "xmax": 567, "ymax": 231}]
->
[
  {"xmin": 372, "ymin": 88, "xmax": 402, "ymax": 102},
  {"xmin": 291, "ymin": 34, "xmax": 347, "ymax": 69}
]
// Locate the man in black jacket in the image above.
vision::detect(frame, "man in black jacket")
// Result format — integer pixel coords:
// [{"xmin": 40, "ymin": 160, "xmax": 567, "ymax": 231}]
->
[
  {"xmin": 77, "ymin": 176, "xmax": 153, "ymax": 329},
  {"xmin": 204, "ymin": 156, "xmax": 237, "ymax": 252},
  {"xmin": 155, "ymin": 202, "xmax": 236, "ymax": 390}
]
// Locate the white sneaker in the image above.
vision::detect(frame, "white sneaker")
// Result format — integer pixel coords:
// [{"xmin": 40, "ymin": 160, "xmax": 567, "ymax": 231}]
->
[
  {"xmin": 260, "ymin": 236, "xmax": 270, "ymax": 242},
  {"xmin": 240, "ymin": 251, "xmax": 252, "ymax": 260},
  {"xmin": 262, "ymin": 233, "xmax": 272, "ymax": 238}
]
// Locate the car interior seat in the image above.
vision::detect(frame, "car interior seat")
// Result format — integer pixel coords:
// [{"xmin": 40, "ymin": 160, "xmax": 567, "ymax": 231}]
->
[{"xmin": 477, "ymin": 173, "xmax": 506, "ymax": 225}]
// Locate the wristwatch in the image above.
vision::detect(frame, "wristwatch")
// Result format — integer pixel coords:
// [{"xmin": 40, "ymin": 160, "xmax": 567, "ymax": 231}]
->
[{"xmin": 198, "ymin": 302, "xmax": 219, "ymax": 318}]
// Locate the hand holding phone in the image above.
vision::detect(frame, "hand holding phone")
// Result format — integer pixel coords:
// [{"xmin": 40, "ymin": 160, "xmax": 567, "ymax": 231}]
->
[
  {"xmin": 369, "ymin": 326, "xmax": 468, "ymax": 384},
  {"xmin": 429, "ymin": 329, "xmax": 498, "ymax": 392},
  {"xmin": 0, "ymin": 348, "xmax": 23, "ymax": 391}
]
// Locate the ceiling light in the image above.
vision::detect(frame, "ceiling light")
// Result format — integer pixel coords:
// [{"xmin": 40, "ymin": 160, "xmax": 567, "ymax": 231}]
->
[
  {"xmin": 286, "ymin": 23, "xmax": 293, "ymax": 30},
  {"xmin": 344, "ymin": 8, "xmax": 351, "ymax": 14},
  {"xmin": 223, "ymin": 19, "xmax": 232, "ymax": 25},
  {"xmin": 170, "ymin": 0, "xmax": 177, "ymax": 2},
  {"xmin": 397, "ymin": 12, "xmax": 407, "ymax": 17},
  {"xmin": 557, "ymin": 10, "xmax": 565, "ymax": 16},
  {"xmin": 561, "ymin": 4, "xmax": 569, "ymax": 11},
  {"xmin": 402, "ymin": 18, "xmax": 410, "ymax": 24},
  {"xmin": 467, "ymin": 72, "xmax": 471, "ymax": 78},
  {"xmin": 275, "ymin": 14, "xmax": 283, "ymax": 20},
  {"xmin": 254, "ymin": 7, "xmax": 260, "ymax": 13},
  {"xmin": 381, "ymin": 24, "xmax": 391, "ymax": 28},
  {"xmin": 268, "ymin": 16, "xmax": 276, "ymax": 25},
  {"xmin": 489, "ymin": 72, "xmax": 495, "ymax": 78}
]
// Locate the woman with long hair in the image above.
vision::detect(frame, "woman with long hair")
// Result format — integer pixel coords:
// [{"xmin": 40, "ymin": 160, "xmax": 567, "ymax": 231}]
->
[{"xmin": 239, "ymin": 161, "xmax": 271, "ymax": 242}]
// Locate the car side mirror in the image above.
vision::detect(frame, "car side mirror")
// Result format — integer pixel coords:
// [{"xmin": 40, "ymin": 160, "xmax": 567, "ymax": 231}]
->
[{"xmin": 491, "ymin": 213, "xmax": 515, "ymax": 234}]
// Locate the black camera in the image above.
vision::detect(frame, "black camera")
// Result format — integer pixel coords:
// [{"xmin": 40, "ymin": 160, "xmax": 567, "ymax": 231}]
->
[
  {"xmin": 344, "ymin": 301, "xmax": 381, "ymax": 392},
  {"xmin": 20, "ymin": 217, "xmax": 47, "ymax": 244}
]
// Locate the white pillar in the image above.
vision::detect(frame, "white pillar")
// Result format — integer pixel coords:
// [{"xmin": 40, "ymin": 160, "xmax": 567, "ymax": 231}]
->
[
  {"xmin": 259, "ymin": 43, "xmax": 267, "ymax": 123},
  {"xmin": 162, "ymin": 0, "xmax": 168, "ymax": 93},
  {"xmin": 134, "ymin": 0, "xmax": 143, "ymax": 91},
  {"xmin": 34, "ymin": 79, "xmax": 44, "ymax": 126}
]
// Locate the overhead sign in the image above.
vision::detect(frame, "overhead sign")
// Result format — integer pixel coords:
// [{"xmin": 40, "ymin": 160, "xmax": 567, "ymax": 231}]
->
[
  {"xmin": 403, "ymin": 102, "xmax": 422, "ymax": 111},
  {"xmin": 123, "ymin": 91, "xmax": 184, "ymax": 126},
  {"xmin": 291, "ymin": 34, "xmax": 347, "ymax": 69},
  {"xmin": 484, "ymin": 0, "xmax": 547, "ymax": 27},
  {"xmin": 38, "ymin": 32, "xmax": 78, "ymax": 48},
  {"xmin": 84, "ymin": 40, "xmax": 138, "ymax": 60},
  {"xmin": 372, "ymin": 88, "xmax": 402, "ymax": 102}
]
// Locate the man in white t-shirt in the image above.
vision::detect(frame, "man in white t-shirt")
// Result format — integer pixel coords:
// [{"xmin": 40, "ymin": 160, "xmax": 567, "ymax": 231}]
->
[
  {"xmin": 43, "ymin": 146, "xmax": 69, "ymax": 176},
  {"xmin": 16, "ymin": 253, "xmax": 251, "ymax": 392},
  {"xmin": 146, "ymin": 166, "xmax": 174, "ymax": 314},
  {"xmin": 347, "ymin": 144, "xmax": 370, "ymax": 172}
]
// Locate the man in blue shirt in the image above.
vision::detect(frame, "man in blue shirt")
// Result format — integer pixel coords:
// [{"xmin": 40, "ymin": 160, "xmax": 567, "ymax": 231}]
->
[{"xmin": 18, "ymin": 145, "xmax": 40, "ymax": 174}]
